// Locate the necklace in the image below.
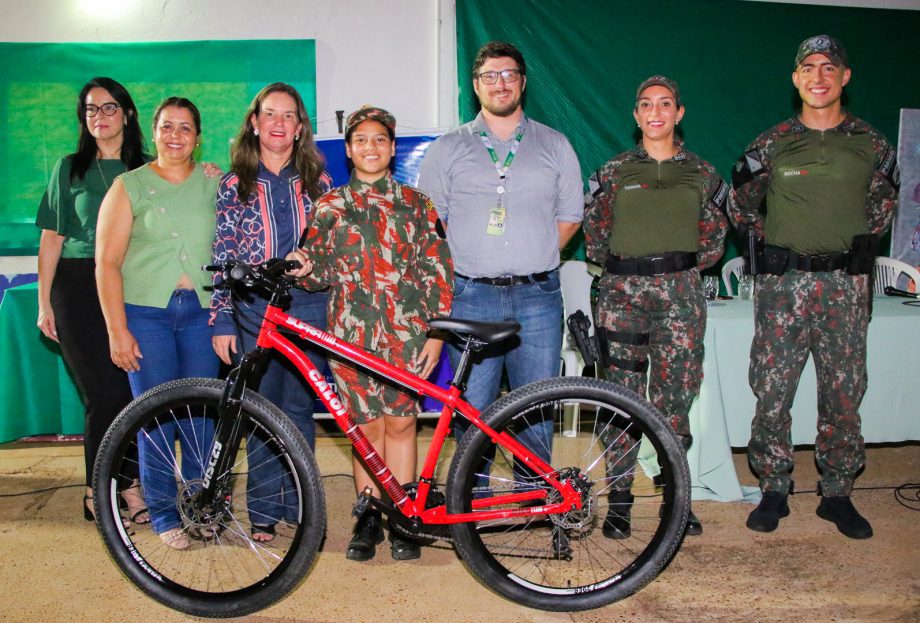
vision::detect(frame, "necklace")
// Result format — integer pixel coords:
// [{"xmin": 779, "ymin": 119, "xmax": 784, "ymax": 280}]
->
[{"xmin": 96, "ymin": 158, "xmax": 124, "ymax": 191}]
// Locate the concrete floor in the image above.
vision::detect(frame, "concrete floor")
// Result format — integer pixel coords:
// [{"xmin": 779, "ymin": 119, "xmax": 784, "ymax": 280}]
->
[{"xmin": 0, "ymin": 434, "xmax": 918, "ymax": 623}]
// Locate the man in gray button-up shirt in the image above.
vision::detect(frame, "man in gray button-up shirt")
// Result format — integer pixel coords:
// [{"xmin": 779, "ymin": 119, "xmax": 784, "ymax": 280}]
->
[{"xmin": 417, "ymin": 41, "xmax": 583, "ymax": 459}]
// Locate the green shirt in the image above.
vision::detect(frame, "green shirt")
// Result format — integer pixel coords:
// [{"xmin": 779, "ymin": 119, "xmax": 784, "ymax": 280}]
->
[
  {"xmin": 119, "ymin": 163, "xmax": 218, "ymax": 308},
  {"xmin": 766, "ymin": 127, "xmax": 874, "ymax": 253},
  {"xmin": 608, "ymin": 154, "xmax": 702, "ymax": 257},
  {"xmin": 35, "ymin": 155, "xmax": 128, "ymax": 259}
]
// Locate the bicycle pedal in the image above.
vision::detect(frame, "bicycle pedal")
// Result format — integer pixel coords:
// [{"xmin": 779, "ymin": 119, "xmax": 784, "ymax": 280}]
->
[{"xmin": 352, "ymin": 487, "xmax": 374, "ymax": 518}]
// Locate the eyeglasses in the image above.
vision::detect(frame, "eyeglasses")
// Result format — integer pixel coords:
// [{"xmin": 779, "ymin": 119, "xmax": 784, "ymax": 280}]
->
[
  {"xmin": 84, "ymin": 103, "xmax": 121, "ymax": 117},
  {"xmin": 475, "ymin": 69, "xmax": 522, "ymax": 85}
]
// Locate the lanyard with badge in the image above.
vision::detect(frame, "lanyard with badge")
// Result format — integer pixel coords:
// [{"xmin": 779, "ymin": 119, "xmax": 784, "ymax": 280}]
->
[{"xmin": 479, "ymin": 129, "xmax": 523, "ymax": 236}]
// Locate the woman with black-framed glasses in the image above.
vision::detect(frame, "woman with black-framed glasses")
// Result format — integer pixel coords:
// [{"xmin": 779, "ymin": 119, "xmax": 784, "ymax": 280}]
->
[{"xmin": 35, "ymin": 76, "xmax": 151, "ymax": 524}]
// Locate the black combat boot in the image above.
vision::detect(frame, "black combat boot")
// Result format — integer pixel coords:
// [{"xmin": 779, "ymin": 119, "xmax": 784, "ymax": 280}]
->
[
  {"xmin": 389, "ymin": 519, "xmax": 421, "ymax": 561},
  {"xmin": 346, "ymin": 509, "xmax": 384, "ymax": 561},
  {"xmin": 603, "ymin": 490, "xmax": 634, "ymax": 539},
  {"xmin": 685, "ymin": 508, "xmax": 703, "ymax": 536},
  {"xmin": 746, "ymin": 491, "xmax": 790, "ymax": 533},
  {"xmin": 816, "ymin": 496, "xmax": 873, "ymax": 539}
]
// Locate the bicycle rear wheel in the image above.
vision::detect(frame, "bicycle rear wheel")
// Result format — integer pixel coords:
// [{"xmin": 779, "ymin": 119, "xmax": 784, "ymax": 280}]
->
[
  {"xmin": 446, "ymin": 376, "xmax": 689, "ymax": 611},
  {"xmin": 92, "ymin": 378, "xmax": 325, "ymax": 618}
]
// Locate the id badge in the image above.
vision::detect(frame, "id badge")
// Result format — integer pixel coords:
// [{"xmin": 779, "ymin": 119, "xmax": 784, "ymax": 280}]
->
[{"xmin": 486, "ymin": 205, "xmax": 506, "ymax": 236}]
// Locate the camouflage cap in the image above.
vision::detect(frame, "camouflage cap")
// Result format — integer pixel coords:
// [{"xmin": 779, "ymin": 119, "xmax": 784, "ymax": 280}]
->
[
  {"xmin": 794, "ymin": 35, "xmax": 848, "ymax": 68},
  {"xmin": 635, "ymin": 75, "xmax": 682, "ymax": 108},
  {"xmin": 345, "ymin": 105, "xmax": 396, "ymax": 138}
]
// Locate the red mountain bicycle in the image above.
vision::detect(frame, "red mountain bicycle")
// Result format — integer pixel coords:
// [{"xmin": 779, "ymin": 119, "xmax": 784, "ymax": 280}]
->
[{"xmin": 92, "ymin": 259, "xmax": 690, "ymax": 617}]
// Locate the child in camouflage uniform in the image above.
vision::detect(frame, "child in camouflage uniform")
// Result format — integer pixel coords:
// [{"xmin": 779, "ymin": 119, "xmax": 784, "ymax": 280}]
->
[{"xmin": 294, "ymin": 106, "xmax": 453, "ymax": 562}]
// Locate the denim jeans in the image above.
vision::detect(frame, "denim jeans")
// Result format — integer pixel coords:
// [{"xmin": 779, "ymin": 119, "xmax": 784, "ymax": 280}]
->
[
  {"xmin": 233, "ymin": 287, "xmax": 328, "ymax": 527},
  {"xmin": 126, "ymin": 290, "xmax": 220, "ymax": 534},
  {"xmin": 447, "ymin": 271, "xmax": 562, "ymax": 466}
]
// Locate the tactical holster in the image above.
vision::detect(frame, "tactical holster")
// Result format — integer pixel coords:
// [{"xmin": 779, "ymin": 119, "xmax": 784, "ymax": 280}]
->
[
  {"xmin": 846, "ymin": 234, "xmax": 879, "ymax": 276},
  {"xmin": 595, "ymin": 326, "xmax": 649, "ymax": 373}
]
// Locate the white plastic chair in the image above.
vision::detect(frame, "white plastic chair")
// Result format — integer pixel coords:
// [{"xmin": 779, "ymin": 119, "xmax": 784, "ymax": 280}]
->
[
  {"xmin": 559, "ymin": 260, "xmax": 599, "ymax": 436},
  {"xmin": 874, "ymin": 256, "xmax": 920, "ymax": 295},
  {"xmin": 721, "ymin": 256, "xmax": 745, "ymax": 296}
]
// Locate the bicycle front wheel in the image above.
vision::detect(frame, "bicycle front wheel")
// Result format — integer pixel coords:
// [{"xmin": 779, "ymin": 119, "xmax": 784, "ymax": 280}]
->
[
  {"xmin": 446, "ymin": 376, "xmax": 690, "ymax": 611},
  {"xmin": 92, "ymin": 378, "xmax": 326, "ymax": 618}
]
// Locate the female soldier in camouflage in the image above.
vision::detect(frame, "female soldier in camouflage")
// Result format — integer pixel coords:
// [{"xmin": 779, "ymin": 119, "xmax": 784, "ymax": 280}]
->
[
  {"xmin": 584, "ymin": 76, "xmax": 728, "ymax": 539},
  {"xmin": 292, "ymin": 106, "xmax": 453, "ymax": 562}
]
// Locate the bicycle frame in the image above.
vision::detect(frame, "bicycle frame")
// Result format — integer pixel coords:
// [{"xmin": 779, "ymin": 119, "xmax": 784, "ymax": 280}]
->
[{"xmin": 218, "ymin": 299, "xmax": 585, "ymax": 526}]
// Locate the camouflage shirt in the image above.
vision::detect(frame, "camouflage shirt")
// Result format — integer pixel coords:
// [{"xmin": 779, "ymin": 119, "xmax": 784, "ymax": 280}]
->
[
  {"xmin": 727, "ymin": 114, "xmax": 898, "ymax": 249},
  {"xmin": 584, "ymin": 143, "xmax": 728, "ymax": 270},
  {"xmin": 298, "ymin": 171, "xmax": 453, "ymax": 350}
]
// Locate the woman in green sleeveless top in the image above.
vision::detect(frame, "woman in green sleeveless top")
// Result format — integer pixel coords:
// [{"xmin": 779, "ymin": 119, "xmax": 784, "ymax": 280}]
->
[
  {"xmin": 96, "ymin": 97, "xmax": 220, "ymax": 549},
  {"xmin": 35, "ymin": 77, "xmax": 150, "ymax": 525}
]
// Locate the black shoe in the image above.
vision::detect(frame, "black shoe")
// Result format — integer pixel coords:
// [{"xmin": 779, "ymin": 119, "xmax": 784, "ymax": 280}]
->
[
  {"xmin": 602, "ymin": 490, "xmax": 633, "ymax": 539},
  {"xmin": 816, "ymin": 496, "xmax": 873, "ymax": 539},
  {"xmin": 746, "ymin": 491, "xmax": 790, "ymax": 533},
  {"xmin": 685, "ymin": 509, "xmax": 702, "ymax": 536},
  {"xmin": 389, "ymin": 532, "xmax": 421, "ymax": 561},
  {"xmin": 346, "ymin": 510, "xmax": 384, "ymax": 561}
]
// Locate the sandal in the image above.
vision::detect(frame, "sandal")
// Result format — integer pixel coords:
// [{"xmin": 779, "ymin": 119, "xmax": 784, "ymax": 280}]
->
[
  {"xmin": 84, "ymin": 494, "xmax": 130, "ymax": 528},
  {"xmin": 251, "ymin": 524, "xmax": 276, "ymax": 543},
  {"xmin": 121, "ymin": 483, "xmax": 150, "ymax": 525},
  {"xmin": 129, "ymin": 508, "xmax": 151, "ymax": 524},
  {"xmin": 159, "ymin": 527, "xmax": 190, "ymax": 550}
]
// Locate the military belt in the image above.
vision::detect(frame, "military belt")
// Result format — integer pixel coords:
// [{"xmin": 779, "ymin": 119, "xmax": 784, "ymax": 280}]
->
[
  {"xmin": 786, "ymin": 251, "xmax": 848, "ymax": 272},
  {"xmin": 455, "ymin": 270, "xmax": 553, "ymax": 287},
  {"xmin": 605, "ymin": 252, "xmax": 696, "ymax": 277}
]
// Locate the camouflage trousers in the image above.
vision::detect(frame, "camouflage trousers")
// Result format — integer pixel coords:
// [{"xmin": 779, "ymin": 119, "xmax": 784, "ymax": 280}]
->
[
  {"xmin": 328, "ymin": 333, "xmax": 426, "ymax": 424},
  {"xmin": 595, "ymin": 269, "xmax": 706, "ymax": 490},
  {"xmin": 749, "ymin": 270, "xmax": 869, "ymax": 497}
]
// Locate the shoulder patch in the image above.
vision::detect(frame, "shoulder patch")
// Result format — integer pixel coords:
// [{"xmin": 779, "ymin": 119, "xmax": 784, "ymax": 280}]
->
[
  {"xmin": 877, "ymin": 144, "xmax": 900, "ymax": 190},
  {"xmin": 587, "ymin": 171, "xmax": 603, "ymax": 200},
  {"xmin": 709, "ymin": 179, "xmax": 729, "ymax": 213}
]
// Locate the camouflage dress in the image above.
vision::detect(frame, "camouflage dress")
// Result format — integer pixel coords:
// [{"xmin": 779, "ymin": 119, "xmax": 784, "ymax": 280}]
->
[
  {"xmin": 299, "ymin": 171, "xmax": 453, "ymax": 422},
  {"xmin": 727, "ymin": 115, "xmax": 898, "ymax": 496},
  {"xmin": 584, "ymin": 144, "xmax": 728, "ymax": 487}
]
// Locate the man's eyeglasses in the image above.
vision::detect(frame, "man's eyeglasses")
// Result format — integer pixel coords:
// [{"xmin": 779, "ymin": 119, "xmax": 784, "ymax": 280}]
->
[
  {"xmin": 84, "ymin": 103, "xmax": 122, "ymax": 117},
  {"xmin": 475, "ymin": 69, "xmax": 522, "ymax": 85}
]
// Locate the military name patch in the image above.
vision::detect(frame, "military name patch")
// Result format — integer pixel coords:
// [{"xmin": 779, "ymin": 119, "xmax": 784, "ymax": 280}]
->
[
  {"xmin": 623, "ymin": 183, "xmax": 648, "ymax": 191},
  {"xmin": 782, "ymin": 169, "xmax": 809, "ymax": 177}
]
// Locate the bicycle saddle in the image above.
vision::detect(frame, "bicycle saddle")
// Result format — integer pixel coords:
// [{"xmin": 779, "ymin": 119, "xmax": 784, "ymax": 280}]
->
[{"xmin": 428, "ymin": 317, "xmax": 520, "ymax": 344}]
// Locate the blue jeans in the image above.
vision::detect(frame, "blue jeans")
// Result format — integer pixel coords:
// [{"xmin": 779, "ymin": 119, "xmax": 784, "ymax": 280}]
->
[
  {"xmin": 233, "ymin": 287, "xmax": 328, "ymax": 526},
  {"xmin": 126, "ymin": 290, "xmax": 220, "ymax": 534},
  {"xmin": 447, "ymin": 272, "xmax": 562, "ymax": 467}
]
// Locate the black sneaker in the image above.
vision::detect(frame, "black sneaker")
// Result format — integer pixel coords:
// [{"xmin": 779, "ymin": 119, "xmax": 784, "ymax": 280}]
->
[
  {"xmin": 746, "ymin": 491, "xmax": 790, "ymax": 533},
  {"xmin": 602, "ymin": 490, "xmax": 633, "ymax": 539},
  {"xmin": 816, "ymin": 496, "xmax": 873, "ymax": 539},
  {"xmin": 346, "ymin": 510, "xmax": 384, "ymax": 561}
]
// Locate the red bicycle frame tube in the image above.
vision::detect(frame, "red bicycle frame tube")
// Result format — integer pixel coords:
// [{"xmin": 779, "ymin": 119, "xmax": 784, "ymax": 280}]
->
[{"xmin": 257, "ymin": 304, "xmax": 582, "ymax": 524}]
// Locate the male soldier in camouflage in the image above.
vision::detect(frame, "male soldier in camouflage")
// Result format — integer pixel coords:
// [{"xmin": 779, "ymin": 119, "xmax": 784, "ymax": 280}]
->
[
  {"xmin": 295, "ymin": 106, "xmax": 453, "ymax": 560},
  {"xmin": 584, "ymin": 76, "xmax": 728, "ymax": 538},
  {"xmin": 728, "ymin": 36, "xmax": 898, "ymax": 539}
]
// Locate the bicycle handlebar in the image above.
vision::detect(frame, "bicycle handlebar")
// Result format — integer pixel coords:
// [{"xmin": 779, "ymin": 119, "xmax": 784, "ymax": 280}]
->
[{"xmin": 204, "ymin": 259, "xmax": 301, "ymax": 292}]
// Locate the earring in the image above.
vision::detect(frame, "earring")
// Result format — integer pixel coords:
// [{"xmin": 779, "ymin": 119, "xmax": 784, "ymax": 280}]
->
[
  {"xmin": 294, "ymin": 134, "xmax": 300, "ymax": 141},
  {"xmin": 253, "ymin": 128, "xmax": 259, "ymax": 136}
]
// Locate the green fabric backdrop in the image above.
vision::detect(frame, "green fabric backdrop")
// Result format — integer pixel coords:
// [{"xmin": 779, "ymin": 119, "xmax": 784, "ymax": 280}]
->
[
  {"xmin": 0, "ymin": 39, "xmax": 316, "ymax": 255},
  {"xmin": 456, "ymin": 0, "xmax": 920, "ymax": 260}
]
